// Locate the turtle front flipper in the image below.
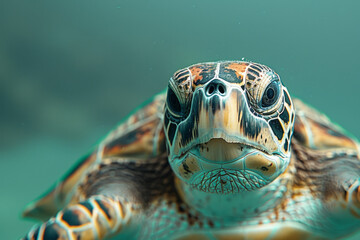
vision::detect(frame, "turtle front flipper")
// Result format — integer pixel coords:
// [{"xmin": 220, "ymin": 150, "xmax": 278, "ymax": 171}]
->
[
  {"xmin": 23, "ymin": 154, "xmax": 174, "ymax": 239},
  {"xmin": 22, "ymin": 195, "xmax": 140, "ymax": 240}
]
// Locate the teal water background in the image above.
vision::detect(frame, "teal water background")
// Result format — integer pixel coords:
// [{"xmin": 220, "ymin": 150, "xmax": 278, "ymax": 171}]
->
[{"xmin": 1, "ymin": 0, "xmax": 360, "ymax": 239}]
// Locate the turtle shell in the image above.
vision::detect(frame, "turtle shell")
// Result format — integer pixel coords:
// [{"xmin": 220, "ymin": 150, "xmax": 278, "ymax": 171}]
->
[
  {"xmin": 292, "ymin": 98, "xmax": 359, "ymax": 155},
  {"xmin": 22, "ymin": 90, "xmax": 360, "ymax": 221},
  {"xmin": 23, "ymin": 92, "xmax": 167, "ymax": 221}
]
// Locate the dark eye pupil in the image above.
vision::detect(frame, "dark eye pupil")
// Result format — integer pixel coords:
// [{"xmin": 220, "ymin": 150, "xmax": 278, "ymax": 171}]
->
[
  {"xmin": 166, "ymin": 87, "xmax": 182, "ymax": 114},
  {"xmin": 261, "ymin": 81, "xmax": 280, "ymax": 108},
  {"xmin": 267, "ymin": 88, "xmax": 275, "ymax": 99}
]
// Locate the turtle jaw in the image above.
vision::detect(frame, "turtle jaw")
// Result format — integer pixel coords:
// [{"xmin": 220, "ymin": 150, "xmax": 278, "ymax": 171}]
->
[
  {"xmin": 170, "ymin": 135, "xmax": 289, "ymax": 194},
  {"xmin": 173, "ymin": 131, "xmax": 281, "ymax": 162}
]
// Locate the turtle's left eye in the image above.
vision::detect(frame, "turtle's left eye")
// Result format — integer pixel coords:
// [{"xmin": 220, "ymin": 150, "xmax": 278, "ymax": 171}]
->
[
  {"xmin": 261, "ymin": 80, "xmax": 281, "ymax": 108},
  {"xmin": 166, "ymin": 87, "xmax": 182, "ymax": 117}
]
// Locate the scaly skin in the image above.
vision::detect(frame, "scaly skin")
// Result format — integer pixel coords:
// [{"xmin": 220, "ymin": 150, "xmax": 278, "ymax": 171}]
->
[{"xmin": 23, "ymin": 196, "xmax": 138, "ymax": 240}]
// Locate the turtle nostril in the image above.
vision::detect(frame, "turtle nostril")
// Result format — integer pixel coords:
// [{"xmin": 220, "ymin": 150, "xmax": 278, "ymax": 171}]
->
[
  {"xmin": 207, "ymin": 84, "xmax": 215, "ymax": 95},
  {"xmin": 205, "ymin": 80, "xmax": 227, "ymax": 96},
  {"xmin": 218, "ymin": 85, "xmax": 225, "ymax": 94}
]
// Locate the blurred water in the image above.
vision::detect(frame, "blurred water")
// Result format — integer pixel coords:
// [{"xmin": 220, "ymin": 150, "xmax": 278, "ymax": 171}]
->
[{"xmin": 1, "ymin": 0, "xmax": 359, "ymax": 239}]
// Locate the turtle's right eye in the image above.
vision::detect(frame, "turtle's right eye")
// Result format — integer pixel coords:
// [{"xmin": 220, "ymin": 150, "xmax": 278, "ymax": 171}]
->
[
  {"xmin": 166, "ymin": 87, "xmax": 182, "ymax": 117},
  {"xmin": 260, "ymin": 80, "xmax": 281, "ymax": 108}
]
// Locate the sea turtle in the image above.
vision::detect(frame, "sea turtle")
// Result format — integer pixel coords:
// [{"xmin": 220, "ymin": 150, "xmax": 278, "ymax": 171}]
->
[{"xmin": 22, "ymin": 61, "xmax": 360, "ymax": 240}]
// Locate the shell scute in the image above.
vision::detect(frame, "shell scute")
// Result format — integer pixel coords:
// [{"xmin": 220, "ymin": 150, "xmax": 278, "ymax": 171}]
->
[{"xmin": 293, "ymin": 98, "xmax": 360, "ymax": 155}]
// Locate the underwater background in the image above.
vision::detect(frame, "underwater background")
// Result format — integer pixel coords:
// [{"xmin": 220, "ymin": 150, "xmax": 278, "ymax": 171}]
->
[{"xmin": 1, "ymin": 0, "xmax": 359, "ymax": 239}]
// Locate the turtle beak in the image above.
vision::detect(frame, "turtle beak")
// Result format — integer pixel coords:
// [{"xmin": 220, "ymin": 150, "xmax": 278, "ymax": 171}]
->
[{"xmin": 189, "ymin": 138, "xmax": 255, "ymax": 163}]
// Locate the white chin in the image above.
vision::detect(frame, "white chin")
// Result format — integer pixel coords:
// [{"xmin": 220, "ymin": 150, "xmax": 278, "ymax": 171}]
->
[{"xmin": 191, "ymin": 168, "xmax": 269, "ymax": 194}]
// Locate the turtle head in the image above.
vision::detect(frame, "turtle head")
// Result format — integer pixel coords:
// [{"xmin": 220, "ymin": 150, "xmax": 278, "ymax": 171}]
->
[{"xmin": 164, "ymin": 61, "xmax": 295, "ymax": 194}]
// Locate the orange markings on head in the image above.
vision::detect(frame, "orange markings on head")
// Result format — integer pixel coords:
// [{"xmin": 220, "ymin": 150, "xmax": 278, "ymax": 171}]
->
[
  {"xmin": 226, "ymin": 62, "xmax": 248, "ymax": 80},
  {"xmin": 189, "ymin": 66, "xmax": 204, "ymax": 84}
]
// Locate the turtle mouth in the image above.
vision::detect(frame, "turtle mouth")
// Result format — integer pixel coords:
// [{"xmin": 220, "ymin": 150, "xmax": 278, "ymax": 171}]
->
[
  {"xmin": 176, "ymin": 134, "xmax": 272, "ymax": 163},
  {"xmin": 189, "ymin": 139, "xmax": 256, "ymax": 164}
]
